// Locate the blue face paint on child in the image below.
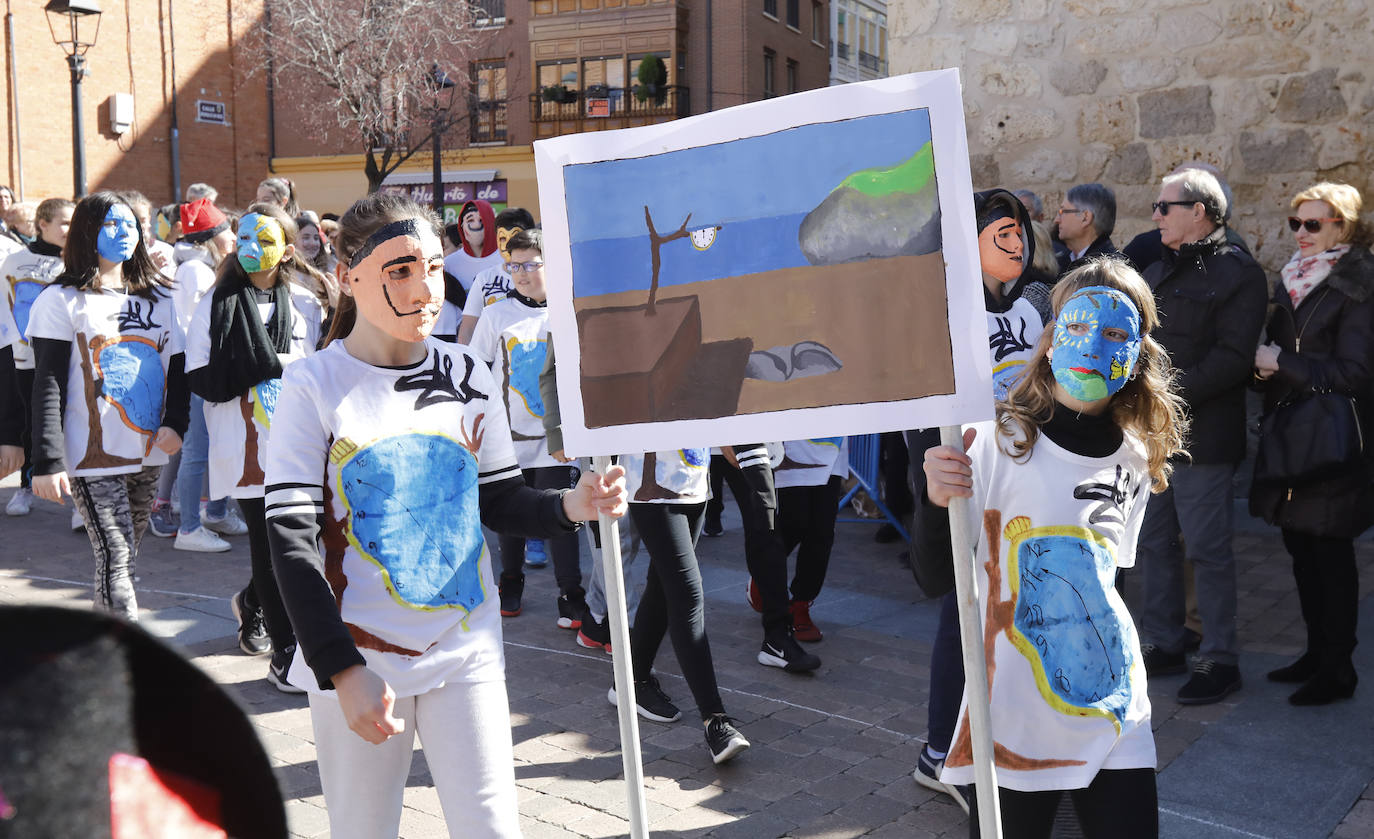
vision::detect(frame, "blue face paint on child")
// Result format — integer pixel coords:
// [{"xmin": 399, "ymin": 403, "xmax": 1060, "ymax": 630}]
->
[
  {"xmin": 1050, "ymin": 286, "xmax": 1142, "ymax": 402},
  {"xmin": 97, "ymin": 204, "xmax": 140, "ymax": 264}
]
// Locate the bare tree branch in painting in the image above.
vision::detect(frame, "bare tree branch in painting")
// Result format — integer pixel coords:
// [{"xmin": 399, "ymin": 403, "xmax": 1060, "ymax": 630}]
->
[{"xmin": 644, "ymin": 206, "xmax": 692, "ymax": 315}]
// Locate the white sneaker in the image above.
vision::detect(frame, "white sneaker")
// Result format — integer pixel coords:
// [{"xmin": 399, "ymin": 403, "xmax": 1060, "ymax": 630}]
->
[
  {"xmin": 71, "ymin": 508, "xmax": 84, "ymax": 531},
  {"xmin": 6, "ymin": 488, "xmax": 32, "ymax": 516},
  {"xmin": 202, "ymin": 505, "xmax": 248, "ymax": 536},
  {"xmin": 174, "ymin": 526, "xmax": 231, "ymax": 553}
]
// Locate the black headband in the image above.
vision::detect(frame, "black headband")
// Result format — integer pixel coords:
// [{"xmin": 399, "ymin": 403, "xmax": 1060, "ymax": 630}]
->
[
  {"xmin": 349, "ymin": 218, "xmax": 431, "ymax": 269},
  {"xmin": 976, "ymin": 204, "xmax": 1015, "ymax": 234}
]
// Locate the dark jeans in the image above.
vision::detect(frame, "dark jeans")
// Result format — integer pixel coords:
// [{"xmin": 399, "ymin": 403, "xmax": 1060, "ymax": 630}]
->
[
  {"xmin": 967, "ymin": 768, "xmax": 1158, "ymax": 839},
  {"xmin": 928, "ymin": 591, "xmax": 965, "ymax": 754},
  {"xmin": 628, "ymin": 502, "xmax": 725, "ymax": 719},
  {"xmin": 497, "ymin": 466, "xmax": 582, "ymax": 595},
  {"xmin": 1139, "ymin": 462, "xmax": 1239, "ymax": 665},
  {"xmin": 1283, "ymin": 528, "xmax": 1359, "ymax": 666},
  {"xmin": 777, "ymin": 477, "xmax": 842, "ymax": 602},
  {"xmin": 241, "ymin": 497, "xmax": 296, "ymax": 651},
  {"xmin": 717, "ymin": 451, "xmax": 791, "ymax": 635}
]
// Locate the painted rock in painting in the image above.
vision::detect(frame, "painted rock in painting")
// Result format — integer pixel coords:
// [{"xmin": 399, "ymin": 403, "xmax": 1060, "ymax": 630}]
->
[
  {"xmin": 798, "ymin": 142, "xmax": 943, "ymax": 265},
  {"xmin": 337, "ymin": 433, "xmax": 485, "ymax": 612}
]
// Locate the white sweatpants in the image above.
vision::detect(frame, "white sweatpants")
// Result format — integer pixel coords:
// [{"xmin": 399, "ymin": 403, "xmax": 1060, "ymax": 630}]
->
[{"xmin": 309, "ymin": 679, "xmax": 521, "ymax": 838}]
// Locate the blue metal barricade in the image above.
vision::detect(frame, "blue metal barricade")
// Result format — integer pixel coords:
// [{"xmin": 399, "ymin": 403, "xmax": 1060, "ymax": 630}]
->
[{"xmin": 836, "ymin": 433, "xmax": 909, "ymax": 541}]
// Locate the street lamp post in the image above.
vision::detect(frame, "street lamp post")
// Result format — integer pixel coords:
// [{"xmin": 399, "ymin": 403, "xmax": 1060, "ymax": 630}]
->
[
  {"xmin": 45, "ymin": 0, "xmax": 102, "ymax": 199},
  {"xmin": 428, "ymin": 64, "xmax": 456, "ymax": 218}
]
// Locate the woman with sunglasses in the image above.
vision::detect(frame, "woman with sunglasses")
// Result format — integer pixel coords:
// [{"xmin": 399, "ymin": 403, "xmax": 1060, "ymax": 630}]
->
[{"xmin": 1251, "ymin": 182, "xmax": 1374, "ymax": 706}]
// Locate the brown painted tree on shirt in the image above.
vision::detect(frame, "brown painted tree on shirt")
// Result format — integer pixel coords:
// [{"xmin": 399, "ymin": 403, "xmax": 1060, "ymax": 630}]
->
[
  {"xmin": 945, "ymin": 508, "xmax": 1084, "ymax": 773},
  {"xmin": 74, "ymin": 333, "xmax": 140, "ymax": 472}
]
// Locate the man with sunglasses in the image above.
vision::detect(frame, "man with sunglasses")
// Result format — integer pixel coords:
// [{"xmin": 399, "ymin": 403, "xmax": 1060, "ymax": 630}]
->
[{"xmin": 1135, "ymin": 168, "xmax": 1267, "ymax": 705}]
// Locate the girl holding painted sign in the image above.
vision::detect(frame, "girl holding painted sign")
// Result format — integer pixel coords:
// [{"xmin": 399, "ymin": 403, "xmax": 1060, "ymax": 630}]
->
[
  {"xmin": 924, "ymin": 259, "xmax": 1186, "ymax": 839},
  {"xmin": 264, "ymin": 192, "xmax": 627, "ymax": 838}
]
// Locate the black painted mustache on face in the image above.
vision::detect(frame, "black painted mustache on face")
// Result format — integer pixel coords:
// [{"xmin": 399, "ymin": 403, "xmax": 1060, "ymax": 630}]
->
[{"xmin": 383, "ymin": 284, "xmax": 437, "ymax": 318}]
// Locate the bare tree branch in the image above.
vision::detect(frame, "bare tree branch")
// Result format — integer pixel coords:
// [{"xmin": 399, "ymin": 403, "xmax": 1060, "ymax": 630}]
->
[{"xmin": 240, "ymin": 0, "xmax": 496, "ymax": 192}]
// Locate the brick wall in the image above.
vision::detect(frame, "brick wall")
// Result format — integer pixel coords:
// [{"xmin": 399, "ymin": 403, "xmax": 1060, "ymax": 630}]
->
[
  {"xmin": 890, "ymin": 0, "xmax": 1374, "ymax": 274},
  {"xmin": 1, "ymin": 0, "xmax": 269, "ymax": 208}
]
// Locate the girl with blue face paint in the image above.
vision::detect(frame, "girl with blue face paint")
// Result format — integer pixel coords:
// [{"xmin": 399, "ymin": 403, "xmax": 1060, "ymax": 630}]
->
[
  {"xmin": 96, "ymin": 203, "xmax": 141, "ymax": 265},
  {"xmin": 1049, "ymin": 286, "xmax": 1143, "ymax": 407},
  {"xmin": 923, "ymin": 259, "xmax": 1188, "ymax": 839},
  {"xmin": 25, "ymin": 192, "xmax": 189, "ymax": 621}
]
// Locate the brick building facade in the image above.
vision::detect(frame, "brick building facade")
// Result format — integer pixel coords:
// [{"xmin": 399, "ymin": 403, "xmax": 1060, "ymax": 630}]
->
[{"xmin": 1, "ymin": 1, "xmax": 269, "ymax": 208}]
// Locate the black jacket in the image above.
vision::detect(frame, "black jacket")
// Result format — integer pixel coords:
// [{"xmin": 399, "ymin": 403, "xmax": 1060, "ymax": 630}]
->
[
  {"xmin": 1057, "ymin": 234, "xmax": 1121, "ymax": 278},
  {"xmin": 1249, "ymin": 246, "xmax": 1374, "ymax": 538},
  {"xmin": 1143, "ymin": 226, "xmax": 1268, "ymax": 464}
]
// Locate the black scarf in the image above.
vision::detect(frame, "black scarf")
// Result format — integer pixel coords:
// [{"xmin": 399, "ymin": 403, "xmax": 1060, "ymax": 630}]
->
[{"xmin": 193, "ymin": 273, "xmax": 291, "ymax": 403}]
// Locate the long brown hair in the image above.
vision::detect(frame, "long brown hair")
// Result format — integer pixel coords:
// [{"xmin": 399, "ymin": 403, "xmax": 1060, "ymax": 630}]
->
[
  {"xmin": 323, "ymin": 193, "xmax": 440, "ymax": 346},
  {"xmin": 997, "ymin": 258, "xmax": 1189, "ymax": 491}
]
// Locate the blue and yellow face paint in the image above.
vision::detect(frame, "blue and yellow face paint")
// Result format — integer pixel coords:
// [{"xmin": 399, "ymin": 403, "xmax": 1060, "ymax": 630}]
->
[
  {"xmin": 1050, "ymin": 286, "xmax": 1141, "ymax": 403},
  {"xmin": 236, "ymin": 213, "xmax": 287, "ymax": 274}
]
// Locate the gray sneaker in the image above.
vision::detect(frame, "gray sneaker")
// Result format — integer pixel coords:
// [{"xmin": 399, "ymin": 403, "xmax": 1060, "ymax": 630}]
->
[{"xmin": 912, "ymin": 745, "xmax": 970, "ymax": 814}]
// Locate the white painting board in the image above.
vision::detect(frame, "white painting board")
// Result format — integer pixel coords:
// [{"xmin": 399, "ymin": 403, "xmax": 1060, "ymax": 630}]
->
[{"xmin": 536, "ymin": 68, "xmax": 993, "ymax": 458}]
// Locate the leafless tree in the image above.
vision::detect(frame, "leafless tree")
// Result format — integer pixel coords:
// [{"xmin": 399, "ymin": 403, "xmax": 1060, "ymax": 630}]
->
[{"xmin": 241, "ymin": 0, "xmax": 496, "ymax": 193}]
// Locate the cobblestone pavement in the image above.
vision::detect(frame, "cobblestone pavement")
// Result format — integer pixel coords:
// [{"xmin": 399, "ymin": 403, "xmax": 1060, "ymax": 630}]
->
[{"xmin": 2, "ymin": 474, "xmax": 1372, "ymax": 838}]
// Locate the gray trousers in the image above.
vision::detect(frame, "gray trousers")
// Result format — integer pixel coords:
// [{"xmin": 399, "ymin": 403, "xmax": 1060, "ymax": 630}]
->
[
  {"xmin": 1138, "ymin": 462, "xmax": 1240, "ymax": 665},
  {"xmin": 71, "ymin": 465, "xmax": 161, "ymax": 622}
]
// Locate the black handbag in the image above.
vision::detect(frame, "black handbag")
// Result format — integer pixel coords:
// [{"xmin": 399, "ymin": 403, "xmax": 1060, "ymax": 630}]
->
[
  {"xmin": 1254, "ymin": 391, "xmax": 1364, "ymax": 484},
  {"xmin": 1253, "ymin": 287, "xmax": 1365, "ymax": 484}
]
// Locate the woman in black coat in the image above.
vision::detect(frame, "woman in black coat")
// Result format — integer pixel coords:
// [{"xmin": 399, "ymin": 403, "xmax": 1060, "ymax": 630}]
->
[{"xmin": 1252, "ymin": 181, "xmax": 1374, "ymax": 706}]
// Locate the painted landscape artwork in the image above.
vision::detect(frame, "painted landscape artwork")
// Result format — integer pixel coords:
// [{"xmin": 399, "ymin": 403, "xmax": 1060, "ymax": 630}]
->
[
  {"xmin": 566, "ymin": 109, "xmax": 951, "ymax": 427},
  {"xmin": 537, "ymin": 70, "xmax": 992, "ymax": 456}
]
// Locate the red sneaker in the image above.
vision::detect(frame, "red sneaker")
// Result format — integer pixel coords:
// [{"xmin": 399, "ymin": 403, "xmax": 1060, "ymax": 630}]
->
[
  {"xmin": 790, "ymin": 600, "xmax": 822, "ymax": 642},
  {"xmin": 745, "ymin": 577, "xmax": 762, "ymax": 613}
]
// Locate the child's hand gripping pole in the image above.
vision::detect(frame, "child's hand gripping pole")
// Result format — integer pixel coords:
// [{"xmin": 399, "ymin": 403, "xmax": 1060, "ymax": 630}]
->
[
  {"xmin": 592, "ymin": 455, "xmax": 650, "ymax": 839},
  {"xmin": 936, "ymin": 426, "xmax": 1003, "ymax": 839}
]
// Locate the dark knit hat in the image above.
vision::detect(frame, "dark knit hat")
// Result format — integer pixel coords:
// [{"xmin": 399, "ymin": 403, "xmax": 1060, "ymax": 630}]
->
[{"xmin": 179, "ymin": 198, "xmax": 229, "ymax": 243}]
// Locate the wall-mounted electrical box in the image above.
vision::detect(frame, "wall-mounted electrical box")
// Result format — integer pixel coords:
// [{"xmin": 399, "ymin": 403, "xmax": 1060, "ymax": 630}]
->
[{"xmin": 108, "ymin": 93, "xmax": 134, "ymax": 135}]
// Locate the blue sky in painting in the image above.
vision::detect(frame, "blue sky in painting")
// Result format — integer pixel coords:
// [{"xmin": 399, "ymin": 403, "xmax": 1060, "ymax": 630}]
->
[{"xmin": 562, "ymin": 109, "xmax": 933, "ymax": 297}]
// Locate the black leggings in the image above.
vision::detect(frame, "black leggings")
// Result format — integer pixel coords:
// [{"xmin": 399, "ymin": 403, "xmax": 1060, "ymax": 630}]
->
[
  {"xmin": 776, "ymin": 477, "xmax": 842, "ymax": 602},
  {"xmin": 239, "ymin": 497, "xmax": 295, "ymax": 651},
  {"xmin": 628, "ymin": 502, "xmax": 725, "ymax": 719},
  {"xmin": 1283, "ymin": 529, "xmax": 1359, "ymax": 664},
  {"xmin": 967, "ymin": 769, "xmax": 1158, "ymax": 839},
  {"xmin": 716, "ymin": 454, "xmax": 791, "ymax": 635},
  {"xmin": 498, "ymin": 466, "xmax": 582, "ymax": 594}
]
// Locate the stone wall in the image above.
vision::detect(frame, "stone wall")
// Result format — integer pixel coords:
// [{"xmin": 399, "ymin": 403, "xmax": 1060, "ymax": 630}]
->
[{"xmin": 890, "ymin": 0, "xmax": 1374, "ymax": 274}]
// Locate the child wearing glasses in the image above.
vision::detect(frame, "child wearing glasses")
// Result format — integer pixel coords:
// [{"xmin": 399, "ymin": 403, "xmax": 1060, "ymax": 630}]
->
[{"xmin": 469, "ymin": 228, "xmax": 587, "ymax": 625}]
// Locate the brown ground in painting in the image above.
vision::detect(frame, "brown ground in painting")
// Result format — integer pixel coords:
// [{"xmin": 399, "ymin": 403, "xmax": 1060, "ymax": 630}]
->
[{"xmin": 572, "ymin": 251, "xmax": 953, "ymax": 422}]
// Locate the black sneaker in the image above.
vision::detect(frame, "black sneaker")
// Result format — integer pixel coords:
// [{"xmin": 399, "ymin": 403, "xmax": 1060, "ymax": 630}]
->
[
  {"xmin": 231, "ymin": 589, "xmax": 271, "ymax": 656},
  {"xmin": 705, "ymin": 714, "xmax": 750, "ymax": 765},
  {"xmin": 576, "ymin": 608, "xmax": 612, "ymax": 653},
  {"xmin": 499, "ymin": 572, "xmax": 524, "ymax": 617},
  {"xmin": 703, "ymin": 514, "xmax": 724, "ymax": 537},
  {"xmin": 1140, "ymin": 642, "xmax": 1186, "ymax": 676},
  {"xmin": 1177, "ymin": 659, "xmax": 1242, "ymax": 705},
  {"xmin": 557, "ymin": 587, "xmax": 587, "ymax": 630},
  {"xmin": 758, "ymin": 630, "xmax": 821, "ymax": 673},
  {"xmin": 267, "ymin": 645, "xmax": 305, "ymax": 694},
  {"xmin": 911, "ymin": 746, "xmax": 970, "ymax": 815},
  {"xmin": 607, "ymin": 675, "xmax": 681, "ymax": 723}
]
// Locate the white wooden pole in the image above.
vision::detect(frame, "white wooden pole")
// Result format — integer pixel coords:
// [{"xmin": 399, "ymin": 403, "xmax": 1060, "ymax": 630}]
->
[
  {"xmin": 593, "ymin": 455, "xmax": 650, "ymax": 838},
  {"xmin": 939, "ymin": 426, "xmax": 1003, "ymax": 839}
]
